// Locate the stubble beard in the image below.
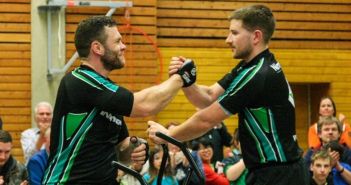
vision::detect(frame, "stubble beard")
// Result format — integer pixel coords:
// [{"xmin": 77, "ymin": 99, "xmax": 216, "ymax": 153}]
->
[
  {"xmin": 101, "ymin": 47, "xmax": 124, "ymax": 71},
  {"xmin": 234, "ymin": 43, "xmax": 253, "ymax": 60}
]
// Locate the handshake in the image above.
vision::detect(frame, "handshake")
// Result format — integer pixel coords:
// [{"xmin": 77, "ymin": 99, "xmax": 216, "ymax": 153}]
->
[{"xmin": 174, "ymin": 58, "xmax": 197, "ymax": 87}]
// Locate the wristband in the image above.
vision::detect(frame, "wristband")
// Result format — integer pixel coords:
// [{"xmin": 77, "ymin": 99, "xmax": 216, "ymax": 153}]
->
[{"xmin": 339, "ymin": 167, "xmax": 345, "ymax": 174}]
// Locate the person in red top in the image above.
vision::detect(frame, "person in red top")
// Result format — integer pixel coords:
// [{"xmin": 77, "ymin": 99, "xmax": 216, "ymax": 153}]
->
[
  {"xmin": 192, "ymin": 137, "xmax": 229, "ymax": 185},
  {"xmin": 308, "ymin": 96, "xmax": 351, "ymax": 149}
]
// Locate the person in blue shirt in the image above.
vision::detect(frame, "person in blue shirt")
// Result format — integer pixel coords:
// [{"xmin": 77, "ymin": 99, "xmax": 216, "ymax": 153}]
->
[
  {"xmin": 324, "ymin": 140, "xmax": 351, "ymax": 185},
  {"xmin": 27, "ymin": 128, "xmax": 50, "ymax": 185}
]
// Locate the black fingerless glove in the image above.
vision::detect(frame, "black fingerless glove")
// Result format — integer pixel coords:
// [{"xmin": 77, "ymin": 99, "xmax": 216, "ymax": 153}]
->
[{"xmin": 177, "ymin": 59, "xmax": 197, "ymax": 87}]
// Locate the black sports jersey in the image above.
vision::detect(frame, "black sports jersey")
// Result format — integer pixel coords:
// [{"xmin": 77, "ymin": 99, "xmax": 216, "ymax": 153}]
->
[
  {"xmin": 43, "ymin": 65, "xmax": 134, "ymax": 184},
  {"xmin": 217, "ymin": 49, "xmax": 301, "ymax": 170}
]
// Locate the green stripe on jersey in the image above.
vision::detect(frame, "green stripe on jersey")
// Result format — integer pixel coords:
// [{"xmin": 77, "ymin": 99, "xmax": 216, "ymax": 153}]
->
[
  {"xmin": 244, "ymin": 108, "xmax": 278, "ymax": 162},
  {"xmin": 66, "ymin": 112, "xmax": 87, "ymax": 139},
  {"xmin": 43, "ymin": 109, "xmax": 98, "ymax": 184},
  {"xmin": 78, "ymin": 68, "xmax": 119, "ymax": 92},
  {"xmin": 72, "ymin": 70, "xmax": 103, "ymax": 90}
]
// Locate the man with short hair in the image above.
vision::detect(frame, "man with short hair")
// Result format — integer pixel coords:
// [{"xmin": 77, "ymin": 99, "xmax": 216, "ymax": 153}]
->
[
  {"xmin": 148, "ymin": 4, "xmax": 309, "ymax": 185},
  {"xmin": 43, "ymin": 16, "xmax": 194, "ymax": 184},
  {"xmin": 310, "ymin": 149, "xmax": 333, "ymax": 185},
  {"xmin": 305, "ymin": 116, "xmax": 351, "ymax": 167},
  {"xmin": 21, "ymin": 101, "xmax": 52, "ymax": 165},
  {"xmin": 0, "ymin": 130, "xmax": 28, "ymax": 185}
]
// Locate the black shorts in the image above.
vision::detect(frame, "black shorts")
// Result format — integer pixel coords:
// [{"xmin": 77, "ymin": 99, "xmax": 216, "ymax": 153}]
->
[{"xmin": 246, "ymin": 158, "xmax": 309, "ymax": 185}]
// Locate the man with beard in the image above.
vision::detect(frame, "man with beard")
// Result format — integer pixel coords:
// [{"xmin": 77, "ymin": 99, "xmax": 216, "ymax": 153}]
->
[
  {"xmin": 148, "ymin": 5, "xmax": 309, "ymax": 185},
  {"xmin": 304, "ymin": 116, "xmax": 351, "ymax": 171},
  {"xmin": 42, "ymin": 16, "xmax": 195, "ymax": 184}
]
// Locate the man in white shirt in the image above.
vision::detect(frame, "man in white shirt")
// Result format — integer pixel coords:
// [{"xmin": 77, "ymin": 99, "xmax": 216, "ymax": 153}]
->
[{"xmin": 21, "ymin": 101, "xmax": 52, "ymax": 165}]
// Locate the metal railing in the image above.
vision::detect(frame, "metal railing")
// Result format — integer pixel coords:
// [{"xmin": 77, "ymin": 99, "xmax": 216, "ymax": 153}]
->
[{"xmin": 112, "ymin": 132, "xmax": 205, "ymax": 185}]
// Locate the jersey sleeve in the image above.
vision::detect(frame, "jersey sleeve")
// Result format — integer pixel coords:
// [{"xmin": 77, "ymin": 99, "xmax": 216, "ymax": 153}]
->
[
  {"xmin": 66, "ymin": 70, "xmax": 134, "ymax": 116},
  {"xmin": 97, "ymin": 86, "xmax": 134, "ymax": 117},
  {"xmin": 217, "ymin": 67, "xmax": 264, "ymax": 115},
  {"xmin": 217, "ymin": 73, "xmax": 233, "ymax": 90}
]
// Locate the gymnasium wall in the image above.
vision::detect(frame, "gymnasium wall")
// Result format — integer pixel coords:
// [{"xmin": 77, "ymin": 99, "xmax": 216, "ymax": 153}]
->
[
  {"xmin": 0, "ymin": 0, "xmax": 350, "ymax": 161},
  {"xmin": 0, "ymin": 0, "xmax": 31, "ymax": 162}
]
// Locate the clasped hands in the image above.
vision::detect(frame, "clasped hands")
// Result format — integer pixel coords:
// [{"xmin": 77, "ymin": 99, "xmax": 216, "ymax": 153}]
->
[{"xmin": 147, "ymin": 56, "xmax": 196, "ymax": 144}]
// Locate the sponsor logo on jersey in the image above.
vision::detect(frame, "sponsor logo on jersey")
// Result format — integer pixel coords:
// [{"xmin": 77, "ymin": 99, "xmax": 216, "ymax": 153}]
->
[
  {"xmin": 100, "ymin": 111, "xmax": 122, "ymax": 125},
  {"xmin": 270, "ymin": 63, "xmax": 281, "ymax": 72}
]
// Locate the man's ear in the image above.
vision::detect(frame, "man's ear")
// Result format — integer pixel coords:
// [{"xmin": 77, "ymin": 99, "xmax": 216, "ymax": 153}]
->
[
  {"xmin": 252, "ymin": 30, "xmax": 263, "ymax": 45},
  {"xmin": 91, "ymin": 41, "xmax": 104, "ymax": 56}
]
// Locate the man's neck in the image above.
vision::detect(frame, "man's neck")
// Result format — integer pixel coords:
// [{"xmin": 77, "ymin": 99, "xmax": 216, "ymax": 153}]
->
[
  {"xmin": 81, "ymin": 59, "xmax": 110, "ymax": 77},
  {"xmin": 243, "ymin": 45, "xmax": 268, "ymax": 63}
]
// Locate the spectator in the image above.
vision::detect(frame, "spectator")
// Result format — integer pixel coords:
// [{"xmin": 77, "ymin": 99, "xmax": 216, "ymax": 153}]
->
[
  {"xmin": 27, "ymin": 128, "xmax": 50, "ymax": 185},
  {"xmin": 166, "ymin": 122, "xmax": 185, "ymax": 170},
  {"xmin": 21, "ymin": 101, "xmax": 52, "ymax": 165},
  {"xmin": 165, "ymin": 123, "xmax": 204, "ymax": 185},
  {"xmin": 0, "ymin": 130, "xmax": 28, "ymax": 185},
  {"xmin": 222, "ymin": 128, "xmax": 248, "ymax": 185},
  {"xmin": 143, "ymin": 146, "xmax": 178, "ymax": 185},
  {"xmin": 309, "ymin": 149, "xmax": 333, "ymax": 185},
  {"xmin": 200, "ymin": 121, "xmax": 232, "ymax": 164},
  {"xmin": 324, "ymin": 141, "xmax": 351, "ymax": 185},
  {"xmin": 192, "ymin": 137, "xmax": 229, "ymax": 185},
  {"xmin": 117, "ymin": 162, "xmax": 144, "ymax": 185},
  {"xmin": 308, "ymin": 96, "xmax": 351, "ymax": 149},
  {"xmin": 305, "ymin": 116, "xmax": 351, "ymax": 168}
]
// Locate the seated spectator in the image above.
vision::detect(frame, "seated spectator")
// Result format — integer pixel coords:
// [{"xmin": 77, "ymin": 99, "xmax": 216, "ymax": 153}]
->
[
  {"xmin": 166, "ymin": 122, "xmax": 185, "ymax": 170},
  {"xmin": 200, "ymin": 121, "xmax": 232, "ymax": 164},
  {"xmin": 169, "ymin": 138, "xmax": 204, "ymax": 185},
  {"xmin": 0, "ymin": 130, "xmax": 28, "ymax": 184},
  {"xmin": 21, "ymin": 101, "xmax": 52, "ymax": 165},
  {"xmin": 193, "ymin": 137, "xmax": 229, "ymax": 185},
  {"xmin": 309, "ymin": 149, "xmax": 333, "ymax": 185},
  {"xmin": 143, "ymin": 146, "xmax": 178, "ymax": 185},
  {"xmin": 305, "ymin": 116, "xmax": 351, "ymax": 168},
  {"xmin": 222, "ymin": 128, "xmax": 248, "ymax": 185},
  {"xmin": 195, "ymin": 108, "xmax": 233, "ymax": 164},
  {"xmin": 308, "ymin": 96, "xmax": 351, "ymax": 149},
  {"xmin": 324, "ymin": 140, "xmax": 351, "ymax": 185},
  {"xmin": 27, "ymin": 128, "xmax": 50, "ymax": 185}
]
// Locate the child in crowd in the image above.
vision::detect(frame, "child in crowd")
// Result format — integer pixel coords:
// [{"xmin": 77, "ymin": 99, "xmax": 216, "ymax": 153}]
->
[
  {"xmin": 310, "ymin": 149, "xmax": 333, "ymax": 185},
  {"xmin": 143, "ymin": 146, "xmax": 178, "ymax": 185}
]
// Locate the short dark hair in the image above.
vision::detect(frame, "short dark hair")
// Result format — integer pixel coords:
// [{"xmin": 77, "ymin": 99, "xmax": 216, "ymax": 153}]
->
[
  {"xmin": 191, "ymin": 137, "xmax": 213, "ymax": 151},
  {"xmin": 0, "ymin": 130, "xmax": 12, "ymax": 143},
  {"xmin": 74, "ymin": 16, "xmax": 117, "ymax": 58},
  {"xmin": 229, "ymin": 5, "xmax": 275, "ymax": 44}
]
